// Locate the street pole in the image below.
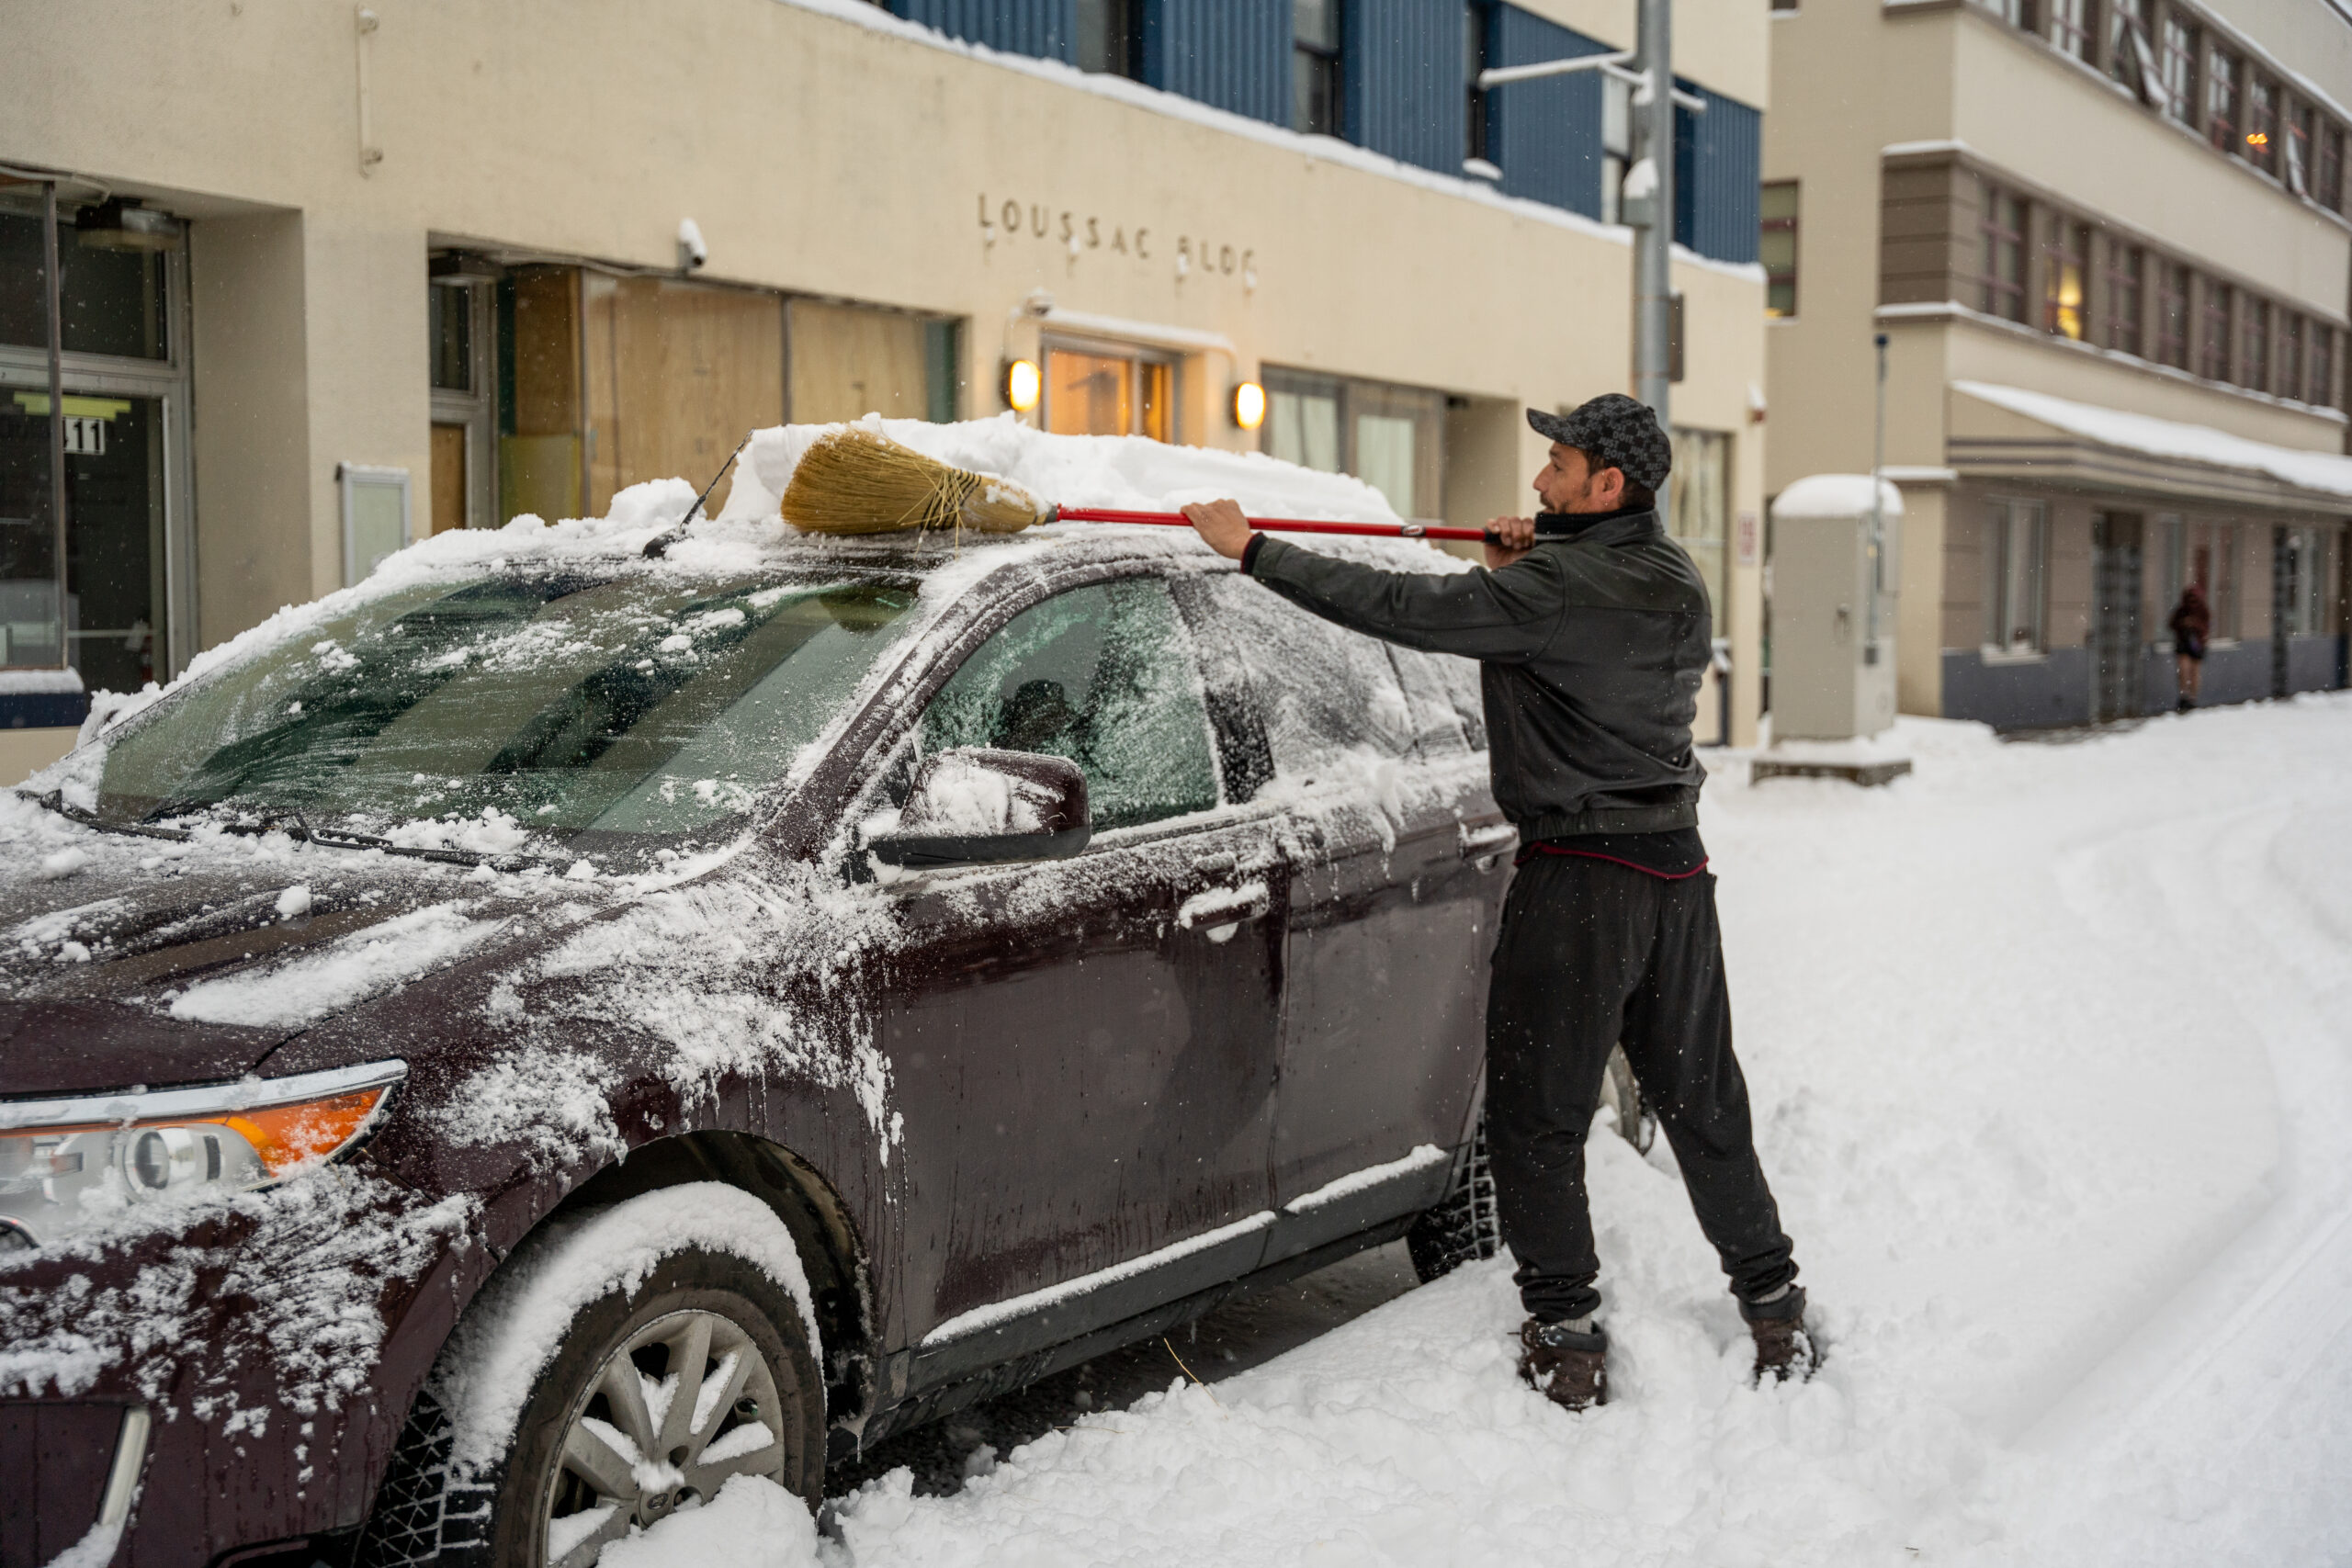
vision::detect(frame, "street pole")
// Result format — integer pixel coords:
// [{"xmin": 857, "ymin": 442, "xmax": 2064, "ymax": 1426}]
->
[
  {"xmin": 1868, "ymin": 331, "xmax": 1887, "ymax": 664},
  {"xmin": 42, "ymin": 181, "xmax": 67, "ymax": 672},
  {"xmin": 1630, "ymin": 0, "xmax": 1674, "ymax": 423}
]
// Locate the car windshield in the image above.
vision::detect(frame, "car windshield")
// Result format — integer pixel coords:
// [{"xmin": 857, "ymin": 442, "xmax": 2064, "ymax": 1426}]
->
[{"xmin": 91, "ymin": 569, "xmax": 923, "ymax": 849}]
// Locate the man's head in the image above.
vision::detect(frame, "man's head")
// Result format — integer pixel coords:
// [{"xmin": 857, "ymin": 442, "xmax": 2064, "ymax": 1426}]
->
[{"xmin": 1527, "ymin": 394, "xmax": 1671, "ymax": 516}]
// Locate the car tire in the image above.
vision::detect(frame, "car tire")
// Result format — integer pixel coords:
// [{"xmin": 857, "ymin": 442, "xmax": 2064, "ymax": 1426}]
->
[
  {"xmin": 1599, "ymin": 1045, "xmax": 1657, "ymax": 1156},
  {"xmin": 1407, "ymin": 1113, "xmax": 1500, "ymax": 1283},
  {"xmin": 356, "ymin": 1200, "xmax": 825, "ymax": 1568}
]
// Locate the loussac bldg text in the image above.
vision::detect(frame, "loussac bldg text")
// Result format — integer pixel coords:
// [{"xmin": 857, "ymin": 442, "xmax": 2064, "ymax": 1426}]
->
[{"xmin": 1, "ymin": 0, "xmax": 1773, "ymax": 771}]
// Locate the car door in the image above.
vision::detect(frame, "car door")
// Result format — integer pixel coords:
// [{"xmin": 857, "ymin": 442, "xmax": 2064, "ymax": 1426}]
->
[
  {"xmin": 877, "ymin": 572, "xmax": 1286, "ymax": 1392},
  {"xmin": 1184, "ymin": 571, "xmax": 1506, "ymax": 1259}
]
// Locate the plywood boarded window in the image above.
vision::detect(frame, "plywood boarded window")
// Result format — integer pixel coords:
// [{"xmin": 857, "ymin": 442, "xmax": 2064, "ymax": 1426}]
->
[
  {"xmin": 788, "ymin": 299, "xmax": 957, "ymax": 425},
  {"xmin": 584, "ymin": 276, "xmax": 785, "ymax": 517}
]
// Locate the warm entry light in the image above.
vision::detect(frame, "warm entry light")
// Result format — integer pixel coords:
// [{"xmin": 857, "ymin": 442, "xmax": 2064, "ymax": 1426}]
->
[
  {"xmin": 1003, "ymin": 357, "xmax": 1042, "ymax": 412},
  {"xmin": 1232, "ymin": 380, "xmax": 1267, "ymax": 431}
]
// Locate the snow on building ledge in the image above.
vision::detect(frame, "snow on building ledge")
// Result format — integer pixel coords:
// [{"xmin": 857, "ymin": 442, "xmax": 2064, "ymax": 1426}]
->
[{"xmin": 1951, "ymin": 380, "xmax": 2352, "ymax": 512}]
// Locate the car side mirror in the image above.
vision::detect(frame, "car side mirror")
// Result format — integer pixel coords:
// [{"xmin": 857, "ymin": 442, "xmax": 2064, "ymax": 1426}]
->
[{"xmin": 867, "ymin": 748, "xmax": 1091, "ymax": 869}]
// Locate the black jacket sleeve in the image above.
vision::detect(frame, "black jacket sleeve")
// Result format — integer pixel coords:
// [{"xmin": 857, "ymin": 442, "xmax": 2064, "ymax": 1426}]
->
[{"xmin": 1244, "ymin": 536, "xmax": 1564, "ymax": 663}]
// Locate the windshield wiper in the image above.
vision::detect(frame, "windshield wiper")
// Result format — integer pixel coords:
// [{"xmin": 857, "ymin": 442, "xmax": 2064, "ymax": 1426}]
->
[{"xmin": 23, "ymin": 790, "xmax": 545, "ymax": 871}]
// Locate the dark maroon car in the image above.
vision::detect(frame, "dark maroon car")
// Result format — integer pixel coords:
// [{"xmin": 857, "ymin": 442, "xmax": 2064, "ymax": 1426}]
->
[{"xmin": 0, "ymin": 518, "xmax": 1514, "ymax": 1566}]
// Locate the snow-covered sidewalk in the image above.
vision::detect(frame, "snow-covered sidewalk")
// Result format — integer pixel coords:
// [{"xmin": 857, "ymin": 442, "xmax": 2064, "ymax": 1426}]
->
[{"xmin": 639, "ymin": 698, "xmax": 2352, "ymax": 1566}]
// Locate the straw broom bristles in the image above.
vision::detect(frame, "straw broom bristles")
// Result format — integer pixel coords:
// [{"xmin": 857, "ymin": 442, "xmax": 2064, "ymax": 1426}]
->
[{"xmin": 779, "ymin": 428, "xmax": 1053, "ymax": 536}]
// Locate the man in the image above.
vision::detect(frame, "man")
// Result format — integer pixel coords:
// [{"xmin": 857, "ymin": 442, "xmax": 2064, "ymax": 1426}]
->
[{"xmin": 1182, "ymin": 394, "xmax": 1813, "ymax": 1412}]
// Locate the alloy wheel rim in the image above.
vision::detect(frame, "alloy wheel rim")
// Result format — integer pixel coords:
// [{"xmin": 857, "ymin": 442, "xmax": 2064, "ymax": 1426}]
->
[{"xmin": 542, "ymin": 1306, "xmax": 788, "ymax": 1565}]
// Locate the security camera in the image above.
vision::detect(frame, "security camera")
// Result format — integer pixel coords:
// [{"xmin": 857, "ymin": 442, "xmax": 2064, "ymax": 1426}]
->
[{"xmin": 677, "ymin": 218, "xmax": 707, "ymax": 272}]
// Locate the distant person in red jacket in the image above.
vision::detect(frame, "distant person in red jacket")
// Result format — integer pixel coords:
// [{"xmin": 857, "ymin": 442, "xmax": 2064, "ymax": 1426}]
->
[{"xmin": 2168, "ymin": 584, "xmax": 2211, "ymax": 713}]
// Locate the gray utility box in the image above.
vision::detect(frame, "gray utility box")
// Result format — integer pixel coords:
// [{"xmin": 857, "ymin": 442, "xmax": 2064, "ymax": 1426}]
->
[{"xmin": 1769, "ymin": 475, "xmax": 1902, "ymax": 741}]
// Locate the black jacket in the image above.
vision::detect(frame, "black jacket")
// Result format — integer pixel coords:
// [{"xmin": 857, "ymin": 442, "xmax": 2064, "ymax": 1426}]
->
[{"xmin": 1245, "ymin": 508, "xmax": 1709, "ymax": 838}]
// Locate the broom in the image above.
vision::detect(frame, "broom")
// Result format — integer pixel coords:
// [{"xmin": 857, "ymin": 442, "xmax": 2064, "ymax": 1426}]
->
[{"xmin": 778, "ymin": 427, "xmax": 1498, "ymax": 544}]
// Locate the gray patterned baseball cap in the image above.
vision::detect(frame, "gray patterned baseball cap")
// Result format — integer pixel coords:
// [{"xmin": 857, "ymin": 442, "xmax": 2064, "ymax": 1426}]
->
[{"xmin": 1527, "ymin": 394, "xmax": 1673, "ymax": 491}]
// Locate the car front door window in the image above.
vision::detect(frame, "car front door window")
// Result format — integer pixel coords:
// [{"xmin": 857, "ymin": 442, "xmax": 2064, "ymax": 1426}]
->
[{"xmin": 920, "ymin": 577, "xmax": 1218, "ymax": 829}]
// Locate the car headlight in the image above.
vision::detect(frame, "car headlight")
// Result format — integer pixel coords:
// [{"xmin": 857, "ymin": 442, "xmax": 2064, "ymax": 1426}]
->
[{"xmin": 0, "ymin": 1060, "xmax": 405, "ymax": 1249}]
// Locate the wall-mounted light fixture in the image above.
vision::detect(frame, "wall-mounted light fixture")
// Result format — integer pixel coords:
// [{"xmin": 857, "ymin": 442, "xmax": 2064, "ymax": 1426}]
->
[
  {"xmin": 1004, "ymin": 358, "xmax": 1042, "ymax": 413},
  {"xmin": 1231, "ymin": 381, "xmax": 1266, "ymax": 432}
]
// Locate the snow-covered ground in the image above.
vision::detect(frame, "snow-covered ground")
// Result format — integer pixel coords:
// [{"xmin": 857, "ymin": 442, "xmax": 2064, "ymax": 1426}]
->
[{"xmin": 634, "ymin": 696, "xmax": 2352, "ymax": 1566}]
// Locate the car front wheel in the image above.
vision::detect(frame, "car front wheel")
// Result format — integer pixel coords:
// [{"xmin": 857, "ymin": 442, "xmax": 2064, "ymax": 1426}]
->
[{"xmin": 357, "ymin": 1188, "xmax": 826, "ymax": 1568}]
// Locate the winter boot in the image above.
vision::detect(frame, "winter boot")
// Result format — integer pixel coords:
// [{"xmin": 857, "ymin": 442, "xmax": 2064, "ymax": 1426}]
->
[
  {"xmin": 1519, "ymin": 1316, "xmax": 1608, "ymax": 1410},
  {"xmin": 1741, "ymin": 1284, "xmax": 1820, "ymax": 1383}
]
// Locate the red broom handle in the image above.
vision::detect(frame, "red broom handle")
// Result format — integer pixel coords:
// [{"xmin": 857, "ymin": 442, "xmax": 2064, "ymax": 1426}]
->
[{"xmin": 1052, "ymin": 505, "xmax": 1494, "ymax": 544}]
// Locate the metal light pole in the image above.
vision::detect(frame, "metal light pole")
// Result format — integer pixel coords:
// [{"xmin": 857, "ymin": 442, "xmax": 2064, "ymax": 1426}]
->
[
  {"xmin": 1474, "ymin": 0, "xmax": 1696, "ymax": 417},
  {"xmin": 1630, "ymin": 0, "xmax": 1674, "ymax": 423},
  {"xmin": 42, "ymin": 181, "xmax": 67, "ymax": 671},
  {"xmin": 1867, "ymin": 331, "xmax": 1887, "ymax": 664}
]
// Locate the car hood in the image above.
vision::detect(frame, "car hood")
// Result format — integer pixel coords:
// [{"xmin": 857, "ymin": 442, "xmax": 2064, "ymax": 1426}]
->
[{"xmin": 0, "ymin": 850, "xmax": 592, "ymax": 1099}]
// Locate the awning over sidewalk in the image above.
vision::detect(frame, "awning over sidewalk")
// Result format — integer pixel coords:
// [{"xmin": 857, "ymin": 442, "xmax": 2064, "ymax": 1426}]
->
[{"xmin": 1948, "ymin": 379, "xmax": 2352, "ymax": 514}]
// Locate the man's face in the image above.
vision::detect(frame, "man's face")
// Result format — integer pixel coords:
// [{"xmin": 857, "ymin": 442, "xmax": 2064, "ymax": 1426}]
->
[{"xmin": 1533, "ymin": 444, "xmax": 1626, "ymax": 515}]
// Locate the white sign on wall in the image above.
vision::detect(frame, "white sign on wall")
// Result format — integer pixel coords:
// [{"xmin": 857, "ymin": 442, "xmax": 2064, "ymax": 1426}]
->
[{"xmin": 62, "ymin": 416, "xmax": 107, "ymax": 457}]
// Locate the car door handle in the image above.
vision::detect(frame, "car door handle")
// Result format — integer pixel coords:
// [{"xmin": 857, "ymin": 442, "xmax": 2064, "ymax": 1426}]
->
[
  {"xmin": 1459, "ymin": 821, "xmax": 1516, "ymax": 872},
  {"xmin": 1177, "ymin": 880, "xmax": 1272, "ymax": 941}
]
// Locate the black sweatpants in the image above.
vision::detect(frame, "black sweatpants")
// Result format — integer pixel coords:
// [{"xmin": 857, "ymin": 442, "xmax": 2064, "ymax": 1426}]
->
[{"xmin": 1486, "ymin": 853, "xmax": 1797, "ymax": 1324}]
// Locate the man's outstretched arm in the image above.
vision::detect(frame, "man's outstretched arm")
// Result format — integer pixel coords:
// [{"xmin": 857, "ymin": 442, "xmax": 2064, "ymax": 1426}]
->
[{"xmin": 1182, "ymin": 499, "xmax": 1556, "ymax": 662}]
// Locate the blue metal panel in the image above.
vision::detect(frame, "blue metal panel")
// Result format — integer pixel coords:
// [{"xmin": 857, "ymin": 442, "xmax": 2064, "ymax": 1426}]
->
[
  {"xmin": 1675, "ymin": 83, "xmax": 1760, "ymax": 264},
  {"xmin": 1142, "ymin": 0, "xmax": 1288, "ymax": 125},
  {"xmin": 1342, "ymin": 0, "xmax": 1465, "ymax": 174},
  {"xmin": 1487, "ymin": 6, "xmax": 1607, "ymax": 217},
  {"xmin": 891, "ymin": 0, "xmax": 1076, "ymax": 62}
]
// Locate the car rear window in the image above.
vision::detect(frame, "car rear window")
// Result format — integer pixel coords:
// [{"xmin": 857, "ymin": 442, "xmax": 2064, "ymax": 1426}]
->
[{"xmin": 94, "ymin": 570, "xmax": 922, "ymax": 845}]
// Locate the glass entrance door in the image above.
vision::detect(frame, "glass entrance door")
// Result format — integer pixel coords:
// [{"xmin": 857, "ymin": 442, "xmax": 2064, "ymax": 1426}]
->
[
  {"xmin": 0, "ymin": 391, "xmax": 166, "ymax": 693},
  {"xmin": 1045, "ymin": 344, "xmax": 1173, "ymax": 441},
  {"xmin": 1, "ymin": 190, "xmax": 191, "ymax": 694}
]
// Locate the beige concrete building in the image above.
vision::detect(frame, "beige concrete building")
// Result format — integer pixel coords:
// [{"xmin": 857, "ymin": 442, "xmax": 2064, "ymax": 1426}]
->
[
  {"xmin": 1, "ymin": 0, "xmax": 1775, "ymax": 781},
  {"xmin": 1765, "ymin": 0, "xmax": 2352, "ymax": 728}
]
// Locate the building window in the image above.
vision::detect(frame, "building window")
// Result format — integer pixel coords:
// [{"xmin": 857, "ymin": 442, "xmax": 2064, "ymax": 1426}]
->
[
  {"xmin": 1046, "ymin": 342, "xmax": 1173, "ymax": 442},
  {"xmin": 1974, "ymin": 0, "xmax": 2028, "ymax": 23},
  {"xmin": 2206, "ymin": 42, "xmax": 2239, "ymax": 153},
  {"xmin": 2240, "ymin": 296, "xmax": 2269, "ymax": 390},
  {"xmin": 1262, "ymin": 367, "xmax": 1446, "ymax": 520},
  {"xmin": 1760, "ymin": 182, "xmax": 1800, "ymax": 318},
  {"xmin": 1770, "ymin": 0, "xmax": 1798, "ymax": 10},
  {"xmin": 2288, "ymin": 101, "xmax": 2314, "ymax": 195},
  {"xmin": 2109, "ymin": 0, "xmax": 2155, "ymax": 90},
  {"xmin": 2281, "ymin": 313, "xmax": 2304, "ymax": 400},
  {"xmin": 1074, "ymin": 0, "xmax": 1141, "ymax": 77},
  {"xmin": 2043, "ymin": 216, "xmax": 2089, "ymax": 339},
  {"xmin": 1464, "ymin": 3, "xmax": 1491, "ymax": 166},
  {"xmin": 1985, "ymin": 497, "xmax": 2047, "ymax": 655},
  {"xmin": 1293, "ymin": 0, "xmax": 1343, "ymax": 137},
  {"xmin": 1668, "ymin": 428, "xmax": 1731, "ymax": 620},
  {"xmin": 2049, "ymin": 0, "xmax": 2093, "ymax": 59},
  {"xmin": 2103, "ymin": 240, "xmax": 2144, "ymax": 356},
  {"xmin": 2159, "ymin": 13, "xmax": 2199, "ymax": 124},
  {"xmin": 2312, "ymin": 324, "xmax": 2336, "ymax": 407},
  {"xmin": 2322, "ymin": 124, "xmax": 2346, "ymax": 211},
  {"xmin": 429, "ymin": 283, "xmax": 474, "ymax": 394},
  {"xmin": 1982, "ymin": 186, "xmax": 2029, "ymax": 323},
  {"xmin": 2155, "ymin": 262, "xmax": 2191, "ymax": 368},
  {"xmin": 2199, "ymin": 280, "xmax": 2233, "ymax": 381},
  {"xmin": 2188, "ymin": 520, "xmax": 2238, "ymax": 638},
  {"xmin": 2245, "ymin": 77, "xmax": 2278, "ymax": 174}
]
